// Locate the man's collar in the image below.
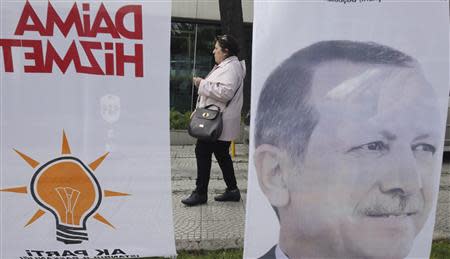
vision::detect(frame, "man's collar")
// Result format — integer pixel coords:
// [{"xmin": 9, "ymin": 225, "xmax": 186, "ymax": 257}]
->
[{"xmin": 275, "ymin": 244, "xmax": 289, "ymax": 259}]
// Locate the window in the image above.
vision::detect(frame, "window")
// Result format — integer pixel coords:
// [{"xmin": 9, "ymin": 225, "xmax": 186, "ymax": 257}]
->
[
  {"xmin": 170, "ymin": 22, "xmax": 221, "ymax": 112},
  {"xmin": 170, "ymin": 20, "xmax": 252, "ymax": 114}
]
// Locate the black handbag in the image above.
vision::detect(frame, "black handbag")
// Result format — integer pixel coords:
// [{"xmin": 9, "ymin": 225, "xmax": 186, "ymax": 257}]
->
[
  {"xmin": 188, "ymin": 77, "xmax": 241, "ymax": 142},
  {"xmin": 188, "ymin": 104, "xmax": 223, "ymax": 141}
]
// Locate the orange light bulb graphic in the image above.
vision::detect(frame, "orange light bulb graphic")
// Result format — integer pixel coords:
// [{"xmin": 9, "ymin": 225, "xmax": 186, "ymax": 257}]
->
[
  {"xmin": 30, "ymin": 157, "xmax": 102, "ymax": 244},
  {"xmin": 1, "ymin": 131, "xmax": 130, "ymax": 244}
]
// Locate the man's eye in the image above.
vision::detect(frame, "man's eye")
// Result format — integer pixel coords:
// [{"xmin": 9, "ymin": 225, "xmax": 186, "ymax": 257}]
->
[
  {"xmin": 364, "ymin": 142, "xmax": 385, "ymax": 151},
  {"xmin": 347, "ymin": 141, "xmax": 388, "ymax": 155},
  {"xmin": 412, "ymin": 143, "xmax": 436, "ymax": 155}
]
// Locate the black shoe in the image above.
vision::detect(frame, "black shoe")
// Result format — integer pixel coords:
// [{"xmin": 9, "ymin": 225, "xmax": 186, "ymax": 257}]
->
[
  {"xmin": 214, "ymin": 188, "xmax": 241, "ymax": 202},
  {"xmin": 181, "ymin": 191, "xmax": 207, "ymax": 206}
]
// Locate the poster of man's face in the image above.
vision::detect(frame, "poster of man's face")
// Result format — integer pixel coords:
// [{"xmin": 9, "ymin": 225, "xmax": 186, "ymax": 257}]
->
[{"xmin": 244, "ymin": 2, "xmax": 448, "ymax": 259}]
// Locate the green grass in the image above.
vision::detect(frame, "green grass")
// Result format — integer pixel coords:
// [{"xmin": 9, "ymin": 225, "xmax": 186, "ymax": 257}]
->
[
  {"xmin": 141, "ymin": 240, "xmax": 450, "ymax": 259},
  {"xmin": 174, "ymin": 249, "xmax": 243, "ymax": 259},
  {"xmin": 431, "ymin": 239, "xmax": 450, "ymax": 259},
  {"xmin": 141, "ymin": 249, "xmax": 242, "ymax": 259}
]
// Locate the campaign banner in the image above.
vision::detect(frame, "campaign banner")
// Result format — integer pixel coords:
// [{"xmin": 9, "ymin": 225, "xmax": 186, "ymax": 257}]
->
[
  {"xmin": 0, "ymin": 1, "xmax": 176, "ymax": 258},
  {"xmin": 245, "ymin": 1, "xmax": 449, "ymax": 259}
]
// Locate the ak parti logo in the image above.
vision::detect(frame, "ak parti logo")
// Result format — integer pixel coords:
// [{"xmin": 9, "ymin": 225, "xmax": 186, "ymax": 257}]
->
[{"xmin": 0, "ymin": 131, "xmax": 129, "ymax": 244}]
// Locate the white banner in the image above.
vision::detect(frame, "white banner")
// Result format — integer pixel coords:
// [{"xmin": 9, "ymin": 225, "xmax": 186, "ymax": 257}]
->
[
  {"xmin": 0, "ymin": 1, "xmax": 175, "ymax": 258},
  {"xmin": 245, "ymin": 1, "xmax": 449, "ymax": 259}
]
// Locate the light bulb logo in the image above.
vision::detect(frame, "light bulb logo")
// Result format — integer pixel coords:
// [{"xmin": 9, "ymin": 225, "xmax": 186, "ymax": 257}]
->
[
  {"xmin": 31, "ymin": 157, "xmax": 102, "ymax": 244},
  {"xmin": 1, "ymin": 131, "xmax": 130, "ymax": 244}
]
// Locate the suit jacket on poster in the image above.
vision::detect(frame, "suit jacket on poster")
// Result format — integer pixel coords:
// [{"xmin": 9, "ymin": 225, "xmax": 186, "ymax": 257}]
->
[
  {"xmin": 258, "ymin": 245, "xmax": 276, "ymax": 259},
  {"xmin": 197, "ymin": 56, "xmax": 246, "ymax": 141}
]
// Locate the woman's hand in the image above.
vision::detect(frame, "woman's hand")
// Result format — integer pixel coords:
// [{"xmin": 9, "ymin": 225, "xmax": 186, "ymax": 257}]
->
[{"xmin": 193, "ymin": 77, "xmax": 203, "ymax": 88}]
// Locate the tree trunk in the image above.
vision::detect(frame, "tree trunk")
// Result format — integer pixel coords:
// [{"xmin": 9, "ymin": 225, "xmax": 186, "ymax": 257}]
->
[{"xmin": 218, "ymin": 0, "xmax": 251, "ymax": 114}]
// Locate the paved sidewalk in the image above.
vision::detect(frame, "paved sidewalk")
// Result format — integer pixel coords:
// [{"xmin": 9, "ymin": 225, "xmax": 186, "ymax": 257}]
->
[
  {"xmin": 171, "ymin": 144, "xmax": 249, "ymax": 250},
  {"xmin": 171, "ymin": 144, "xmax": 450, "ymax": 250}
]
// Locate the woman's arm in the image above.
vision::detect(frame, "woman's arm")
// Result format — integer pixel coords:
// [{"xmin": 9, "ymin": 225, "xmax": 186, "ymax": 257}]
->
[{"xmin": 197, "ymin": 67, "xmax": 238, "ymax": 103}]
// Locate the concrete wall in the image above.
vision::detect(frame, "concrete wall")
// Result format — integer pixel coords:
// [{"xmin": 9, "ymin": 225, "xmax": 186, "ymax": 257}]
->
[{"xmin": 172, "ymin": 0, "xmax": 254, "ymax": 23}]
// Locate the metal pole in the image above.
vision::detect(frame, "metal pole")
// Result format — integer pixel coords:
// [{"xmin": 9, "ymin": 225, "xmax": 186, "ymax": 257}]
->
[{"xmin": 190, "ymin": 0, "xmax": 199, "ymax": 112}]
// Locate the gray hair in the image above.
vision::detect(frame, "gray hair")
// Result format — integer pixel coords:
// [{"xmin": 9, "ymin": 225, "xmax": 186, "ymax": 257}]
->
[{"xmin": 254, "ymin": 40, "xmax": 415, "ymax": 162}]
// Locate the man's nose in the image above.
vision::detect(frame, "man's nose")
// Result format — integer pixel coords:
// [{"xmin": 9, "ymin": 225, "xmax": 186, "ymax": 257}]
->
[{"xmin": 379, "ymin": 147, "xmax": 422, "ymax": 196}]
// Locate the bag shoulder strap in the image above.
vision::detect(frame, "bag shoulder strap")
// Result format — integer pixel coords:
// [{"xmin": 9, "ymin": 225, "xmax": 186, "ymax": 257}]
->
[{"xmin": 225, "ymin": 84, "xmax": 241, "ymax": 108}]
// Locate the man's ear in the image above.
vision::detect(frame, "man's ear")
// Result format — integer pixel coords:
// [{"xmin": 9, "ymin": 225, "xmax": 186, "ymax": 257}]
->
[{"xmin": 254, "ymin": 144, "xmax": 291, "ymax": 208}]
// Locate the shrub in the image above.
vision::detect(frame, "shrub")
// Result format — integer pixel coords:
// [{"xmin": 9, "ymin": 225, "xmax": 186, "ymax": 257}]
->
[{"xmin": 170, "ymin": 108, "xmax": 192, "ymax": 130}]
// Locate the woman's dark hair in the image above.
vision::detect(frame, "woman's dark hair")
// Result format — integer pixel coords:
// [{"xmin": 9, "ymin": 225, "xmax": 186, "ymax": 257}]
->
[{"xmin": 215, "ymin": 34, "xmax": 240, "ymax": 57}]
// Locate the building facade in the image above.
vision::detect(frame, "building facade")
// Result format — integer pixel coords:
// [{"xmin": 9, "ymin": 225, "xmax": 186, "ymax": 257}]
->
[{"xmin": 170, "ymin": 1, "xmax": 253, "ymax": 113}]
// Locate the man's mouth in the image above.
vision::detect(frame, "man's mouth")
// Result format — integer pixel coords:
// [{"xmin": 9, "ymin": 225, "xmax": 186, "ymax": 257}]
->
[
  {"xmin": 360, "ymin": 205, "xmax": 419, "ymax": 218},
  {"xmin": 355, "ymin": 190, "xmax": 425, "ymax": 220},
  {"xmin": 365, "ymin": 212, "xmax": 417, "ymax": 218}
]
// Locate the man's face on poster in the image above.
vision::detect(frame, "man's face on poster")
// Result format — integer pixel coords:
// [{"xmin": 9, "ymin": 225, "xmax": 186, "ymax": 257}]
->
[{"xmin": 263, "ymin": 61, "xmax": 441, "ymax": 258}]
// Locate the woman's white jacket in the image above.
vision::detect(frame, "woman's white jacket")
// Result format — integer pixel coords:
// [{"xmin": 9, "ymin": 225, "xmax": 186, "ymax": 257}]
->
[{"xmin": 196, "ymin": 56, "xmax": 246, "ymax": 141}]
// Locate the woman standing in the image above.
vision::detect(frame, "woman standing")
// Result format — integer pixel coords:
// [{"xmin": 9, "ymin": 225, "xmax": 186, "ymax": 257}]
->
[{"xmin": 182, "ymin": 35, "xmax": 246, "ymax": 206}]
